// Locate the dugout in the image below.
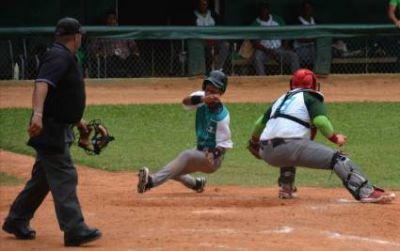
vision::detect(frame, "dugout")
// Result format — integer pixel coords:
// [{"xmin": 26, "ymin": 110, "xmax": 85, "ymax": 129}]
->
[
  {"xmin": 0, "ymin": 0, "xmax": 394, "ymax": 27},
  {"xmin": 0, "ymin": 0, "xmax": 398, "ymax": 78}
]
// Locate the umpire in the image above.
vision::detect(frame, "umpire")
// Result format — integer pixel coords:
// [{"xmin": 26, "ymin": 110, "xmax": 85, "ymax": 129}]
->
[{"xmin": 2, "ymin": 17, "xmax": 102, "ymax": 247}]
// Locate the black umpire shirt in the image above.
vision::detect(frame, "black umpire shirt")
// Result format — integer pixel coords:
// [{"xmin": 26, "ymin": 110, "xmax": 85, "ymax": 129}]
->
[{"xmin": 36, "ymin": 43, "xmax": 86, "ymax": 124}]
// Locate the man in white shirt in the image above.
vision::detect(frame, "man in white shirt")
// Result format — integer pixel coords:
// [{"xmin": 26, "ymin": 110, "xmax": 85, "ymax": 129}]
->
[
  {"xmin": 192, "ymin": 0, "xmax": 230, "ymax": 74},
  {"xmin": 293, "ymin": 1, "xmax": 317, "ymax": 69},
  {"xmin": 252, "ymin": 3, "xmax": 300, "ymax": 75}
]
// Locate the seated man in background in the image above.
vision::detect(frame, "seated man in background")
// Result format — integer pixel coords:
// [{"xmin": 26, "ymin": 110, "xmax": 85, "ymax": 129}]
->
[
  {"xmin": 388, "ymin": 0, "xmax": 400, "ymax": 72},
  {"xmin": 292, "ymin": 0, "xmax": 317, "ymax": 70},
  {"xmin": 252, "ymin": 2, "xmax": 300, "ymax": 75},
  {"xmin": 188, "ymin": 0, "xmax": 230, "ymax": 76},
  {"xmin": 88, "ymin": 10, "xmax": 143, "ymax": 78}
]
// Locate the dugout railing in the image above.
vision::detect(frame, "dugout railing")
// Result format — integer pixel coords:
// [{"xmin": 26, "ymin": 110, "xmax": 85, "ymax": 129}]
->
[{"xmin": 0, "ymin": 25, "xmax": 399, "ymax": 79}]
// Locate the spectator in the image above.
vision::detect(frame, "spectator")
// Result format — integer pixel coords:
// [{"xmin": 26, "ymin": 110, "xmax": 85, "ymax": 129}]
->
[
  {"xmin": 188, "ymin": 0, "xmax": 230, "ymax": 75},
  {"xmin": 388, "ymin": 0, "xmax": 400, "ymax": 28},
  {"xmin": 388, "ymin": 0, "xmax": 400, "ymax": 72},
  {"xmin": 88, "ymin": 10, "xmax": 143, "ymax": 78},
  {"xmin": 292, "ymin": 0, "xmax": 317, "ymax": 69},
  {"xmin": 252, "ymin": 2, "xmax": 300, "ymax": 75}
]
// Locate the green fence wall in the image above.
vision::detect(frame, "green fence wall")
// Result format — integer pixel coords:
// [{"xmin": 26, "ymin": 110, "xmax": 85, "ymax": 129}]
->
[{"xmin": 1, "ymin": 25, "xmax": 398, "ymax": 75}]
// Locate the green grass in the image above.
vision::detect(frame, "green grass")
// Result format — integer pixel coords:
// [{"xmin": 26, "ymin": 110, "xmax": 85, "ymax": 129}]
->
[
  {"xmin": 0, "ymin": 102, "xmax": 399, "ymax": 188},
  {"xmin": 0, "ymin": 172, "xmax": 23, "ymax": 186}
]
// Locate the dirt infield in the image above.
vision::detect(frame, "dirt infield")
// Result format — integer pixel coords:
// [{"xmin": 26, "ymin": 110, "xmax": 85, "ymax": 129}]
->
[
  {"xmin": 0, "ymin": 75, "xmax": 400, "ymax": 250},
  {"xmin": 1, "ymin": 74, "xmax": 400, "ymax": 108}
]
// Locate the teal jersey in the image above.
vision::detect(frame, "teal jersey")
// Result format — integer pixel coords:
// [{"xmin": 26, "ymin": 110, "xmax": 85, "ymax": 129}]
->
[{"xmin": 195, "ymin": 103, "xmax": 232, "ymax": 150}]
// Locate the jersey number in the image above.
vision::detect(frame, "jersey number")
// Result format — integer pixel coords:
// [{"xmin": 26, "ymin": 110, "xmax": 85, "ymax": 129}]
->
[{"xmin": 279, "ymin": 96, "xmax": 296, "ymax": 113}]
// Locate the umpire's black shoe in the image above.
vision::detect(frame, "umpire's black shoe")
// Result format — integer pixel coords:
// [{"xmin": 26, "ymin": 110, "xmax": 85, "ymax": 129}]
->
[
  {"xmin": 64, "ymin": 227, "xmax": 102, "ymax": 247},
  {"xmin": 2, "ymin": 220, "xmax": 36, "ymax": 240}
]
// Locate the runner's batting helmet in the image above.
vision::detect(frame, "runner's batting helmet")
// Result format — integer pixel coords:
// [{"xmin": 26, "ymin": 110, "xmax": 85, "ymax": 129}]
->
[
  {"xmin": 203, "ymin": 70, "xmax": 228, "ymax": 93},
  {"xmin": 290, "ymin": 68, "xmax": 320, "ymax": 91}
]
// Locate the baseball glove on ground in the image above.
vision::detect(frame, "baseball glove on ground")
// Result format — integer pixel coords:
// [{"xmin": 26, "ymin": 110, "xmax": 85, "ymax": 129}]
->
[
  {"xmin": 247, "ymin": 139, "xmax": 261, "ymax": 159},
  {"xmin": 78, "ymin": 120, "xmax": 115, "ymax": 155}
]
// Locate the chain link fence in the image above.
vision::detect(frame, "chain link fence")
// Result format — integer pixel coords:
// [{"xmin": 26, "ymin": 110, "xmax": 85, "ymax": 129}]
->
[{"xmin": 1, "ymin": 31, "xmax": 399, "ymax": 80}]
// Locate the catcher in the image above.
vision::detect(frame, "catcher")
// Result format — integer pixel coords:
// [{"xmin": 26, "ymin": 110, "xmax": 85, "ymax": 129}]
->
[
  {"xmin": 248, "ymin": 68, "xmax": 395, "ymax": 203},
  {"xmin": 137, "ymin": 70, "xmax": 233, "ymax": 193}
]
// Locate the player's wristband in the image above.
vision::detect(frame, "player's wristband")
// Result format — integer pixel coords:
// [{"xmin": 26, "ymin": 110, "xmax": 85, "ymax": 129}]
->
[
  {"xmin": 328, "ymin": 133, "xmax": 339, "ymax": 144},
  {"xmin": 191, "ymin": 95, "xmax": 203, "ymax": 105},
  {"xmin": 33, "ymin": 112, "xmax": 43, "ymax": 118}
]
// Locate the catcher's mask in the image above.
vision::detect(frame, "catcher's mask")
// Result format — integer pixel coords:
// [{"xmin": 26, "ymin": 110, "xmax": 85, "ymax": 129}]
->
[
  {"xmin": 79, "ymin": 120, "xmax": 115, "ymax": 155},
  {"xmin": 290, "ymin": 68, "xmax": 320, "ymax": 91},
  {"xmin": 202, "ymin": 70, "xmax": 228, "ymax": 94}
]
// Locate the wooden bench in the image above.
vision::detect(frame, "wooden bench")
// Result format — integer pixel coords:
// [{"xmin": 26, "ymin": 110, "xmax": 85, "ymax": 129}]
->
[
  {"xmin": 331, "ymin": 56, "xmax": 398, "ymax": 64},
  {"xmin": 331, "ymin": 56, "xmax": 398, "ymax": 73},
  {"xmin": 232, "ymin": 55, "xmax": 399, "ymax": 75},
  {"xmin": 231, "ymin": 53, "xmax": 284, "ymax": 75}
]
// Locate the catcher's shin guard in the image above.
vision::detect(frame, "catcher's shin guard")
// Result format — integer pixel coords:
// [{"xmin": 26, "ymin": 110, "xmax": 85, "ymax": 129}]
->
[
  {"xmin": 331, "ymin": 152, "xmax": 371, "ymax": 200},
  {"xmin": 278, "ymin": 167, "xmax": 297, "ymax": 199},
  {"xmin": 278, "ymin": 166, "xmax": 296, "ymax": 187}
]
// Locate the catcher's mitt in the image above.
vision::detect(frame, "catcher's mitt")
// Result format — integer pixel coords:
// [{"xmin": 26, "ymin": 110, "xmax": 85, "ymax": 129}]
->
[
  {"xmin": 78, "ymin": 120, "xmax": 115, "ymax": 155},
  {"xmin": 247, "ymin": 139, "xmax": 261, "ymax": 159}
]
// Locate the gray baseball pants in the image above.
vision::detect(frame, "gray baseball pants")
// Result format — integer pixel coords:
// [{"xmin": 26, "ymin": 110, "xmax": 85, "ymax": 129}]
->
[
  {"xmin": 254, "ymin": 48, "xmax": 300, "ymax": 75},
  {"xmin": 259, "ymin": 138, "xmax": 374, "ymax": 199},
  {"xmin": 151, "ymin": 149, "xmax": 223, "ymax": 189}
]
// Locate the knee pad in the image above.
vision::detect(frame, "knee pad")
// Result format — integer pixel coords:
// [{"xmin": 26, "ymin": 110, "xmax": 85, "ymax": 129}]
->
[{"xmin": 331, "ymin": 152, "xmax": 369, "ymax": 200}]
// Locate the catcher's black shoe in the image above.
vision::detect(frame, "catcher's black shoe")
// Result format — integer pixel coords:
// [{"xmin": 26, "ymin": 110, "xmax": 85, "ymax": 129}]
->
[
  {"xmin": 137, "ymin": 167, "xmax": 152, "ymax": 193},
  {"xmin": 278, "ymin": 185, "xmax": 298, "ymax": 199},
  {"xmin": 2, "ymin": 220, "xmax": 36, "ymax": 240},
  {"xmin": 192, "ymin": 177, "xmax": 207, "ymax": 193}
]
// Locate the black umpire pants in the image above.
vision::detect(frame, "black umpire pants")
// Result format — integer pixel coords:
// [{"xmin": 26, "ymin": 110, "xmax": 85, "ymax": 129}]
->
[{"xmin": 5, "ymin": 141, "xmax": 85, "ymax": 232}]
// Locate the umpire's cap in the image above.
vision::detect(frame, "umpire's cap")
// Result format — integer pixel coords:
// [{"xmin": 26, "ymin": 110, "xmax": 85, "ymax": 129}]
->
[{"xmin": 55, "ymin": 17, "xmax": 85, "ymax": 36}]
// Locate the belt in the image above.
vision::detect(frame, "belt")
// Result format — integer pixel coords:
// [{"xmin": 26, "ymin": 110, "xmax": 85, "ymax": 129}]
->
[{"xmin": 260, "ymin": 138, "xmax": 286, "ymax": 148}]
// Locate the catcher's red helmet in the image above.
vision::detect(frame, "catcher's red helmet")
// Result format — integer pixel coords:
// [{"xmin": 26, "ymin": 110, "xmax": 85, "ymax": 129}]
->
[{"xmin": 290, "ymin": 68, "xmax": 320, "ymax": 91}]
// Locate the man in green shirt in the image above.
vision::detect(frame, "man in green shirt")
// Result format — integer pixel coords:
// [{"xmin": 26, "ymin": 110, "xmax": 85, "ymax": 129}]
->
[{"xmin": 388, "ymin": 0, "xmax": 400, "ymax": 27}]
